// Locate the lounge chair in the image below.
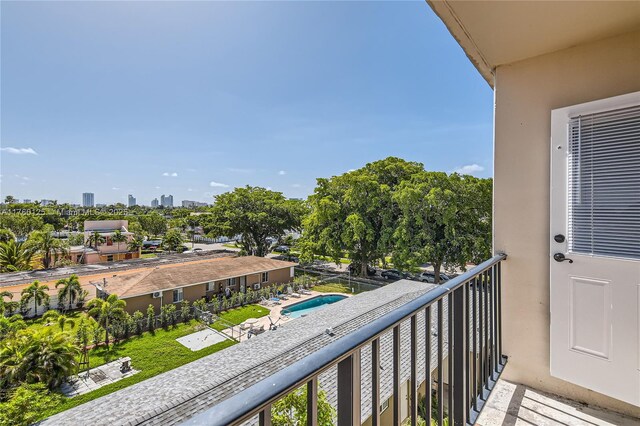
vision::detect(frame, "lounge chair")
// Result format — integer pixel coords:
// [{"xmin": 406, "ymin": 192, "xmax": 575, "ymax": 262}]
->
[
  {"xmin": 299, "ymin": 288, "xmax": 312, "ymax": 295},
  {"xmin": 291, "ymin": 292, "xmax": 301, "ymax": 298},
  {"xmin": 260, "ymin": 297, "xmax": 274, "ymax": 307}
]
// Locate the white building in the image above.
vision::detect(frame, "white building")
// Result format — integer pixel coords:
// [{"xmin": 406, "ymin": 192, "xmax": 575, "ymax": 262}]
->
[{"xmin": 182, "ymin": 200, "xmax": 208, "ymax": 208}]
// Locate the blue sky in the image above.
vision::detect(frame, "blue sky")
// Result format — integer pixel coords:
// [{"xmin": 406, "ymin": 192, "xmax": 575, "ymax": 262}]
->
[{"xmin": 1, "ymin": 1, "xmax": 493, "ymax": 205}]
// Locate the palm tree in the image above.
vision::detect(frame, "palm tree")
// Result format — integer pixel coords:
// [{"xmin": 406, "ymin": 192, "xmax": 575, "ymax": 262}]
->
[
  {"xmin": 86, "ymin": 294, "xmax": 126, "ymax": 347},
  {"xmin": 55, "ymin": 274, "xmax": 82, "ymax": 311},
  {"xmin": 111, "ymin": 230, "xmax": 127, "ymax": 257},
  {"xmin": 0, "ymin": 240, "xmax": 34, "ymax": 272},
  {"xmin": 25, "ymin": 228, "xmax": 69, "ymax": 269},
  {"xmin": 127, "ymin": 235, "xmax": 144, "ymax": 256},
  {"xmin": 21, "ymin": 281, "xmax": 50, "ymax": 317},
  {"xmin": 0, "ymin": 328, "xmax": 80, "ymax": 389},
  {"xmin": 42, "ymin": 310, "xmax": 76, "ymax": 332},
  {"xmin": 0, "ymin": 290, "xmax": 19, "ymax": 316},
  {"xmin": 86, "ymin": 231, "xmax": 105, "ymax": 249}
]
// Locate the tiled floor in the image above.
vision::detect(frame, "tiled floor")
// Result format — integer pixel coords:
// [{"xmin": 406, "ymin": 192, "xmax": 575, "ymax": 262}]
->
[
  {"xmin": 476, "ymin": 379, "xmax": 640, "ymax": 426},
  {"xmin": 61, "ymin": 359, "xmax": 139, "ymax": 397}
]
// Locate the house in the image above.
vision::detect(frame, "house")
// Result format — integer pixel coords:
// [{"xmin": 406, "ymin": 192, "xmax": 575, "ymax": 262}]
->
[
  {"xmin": 92, "ymin": 256, "xmax": 297, "ymax": 314},
  {"xmin": 82, "ymin": 220, "xmax": 140, "ymax": 263}
]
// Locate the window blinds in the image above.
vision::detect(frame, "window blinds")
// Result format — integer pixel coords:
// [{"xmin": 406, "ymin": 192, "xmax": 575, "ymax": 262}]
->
[{"xmin": 568, "ymin": 104, "xmax": 640, "ymax": 259}]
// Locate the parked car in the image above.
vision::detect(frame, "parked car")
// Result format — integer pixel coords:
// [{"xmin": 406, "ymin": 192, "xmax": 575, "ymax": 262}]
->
[
  {"xmin": 418, "ymin": 271, "xmax": 451, "ymax": 283},
  {"xmin": 348, "ymin": 263, "xmax": 377, "ymax": 277},
  {"xmin": 271, "ymin": 245, "xmax": 290, "ymax": 253},
  {"xmin": 381, "ymin": 269, "xmax": 409, "ymax": 280}
]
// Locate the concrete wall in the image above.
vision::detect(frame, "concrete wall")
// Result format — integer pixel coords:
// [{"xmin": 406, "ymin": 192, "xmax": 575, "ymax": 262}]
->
[{"xmin": 494, "ymin": 29, "xmax": 640, "ymax": 417}]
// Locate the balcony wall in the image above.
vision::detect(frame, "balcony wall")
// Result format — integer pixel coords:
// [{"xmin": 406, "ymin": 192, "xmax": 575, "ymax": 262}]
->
[{"xmin": 493, "ymin": 29, "xmax": 640, "ymax": 417}]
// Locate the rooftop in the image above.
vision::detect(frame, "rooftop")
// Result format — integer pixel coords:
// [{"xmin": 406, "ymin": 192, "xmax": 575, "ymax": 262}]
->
[
  {"xmin": 41, "ymin": 279, "xmax": 440, "ymax": 425},
  {"xmin": 99, "ymin": 256, "xmax": 298, "ymax": 298}
]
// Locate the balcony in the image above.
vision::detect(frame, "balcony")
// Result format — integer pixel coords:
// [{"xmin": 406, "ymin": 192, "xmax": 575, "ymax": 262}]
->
[{"xmin": 182, "ymin": 254, "xmax": 507, "ymax": 426}]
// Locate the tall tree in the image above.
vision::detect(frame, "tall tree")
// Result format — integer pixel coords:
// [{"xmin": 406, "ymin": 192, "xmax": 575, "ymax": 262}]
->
[
  {"xmin": 86, "ymin": 294, "xmax": 126, "ymax": 347},
  {"xmin": 393, "ymin": 172, "xmax": 492, "ymax": 283},
  {"xmin": 303, "ymin": 157, "xmax": 422, "ymax": 276},
  {"xmin": 25, "ymin": 226, "xmax": 69, "ymax": 269},
  {"xmin": 86, "ymin": 231, "xmax": 105, "ymax": 249},
  {"xmin": 0, "ymin": 291, "xmax": 19, "ymax": 317},
  {"xmin": 127, "ymin": 235, "xmax": 144, "ymax": 255},
  {"xmin": 111, "ymin": 230, "xmax": 127, "ymax": 253},
  {"xmin": 55, "ymin": 274, "xmax": 82, "ymax": 311},
  {"xmin": 138, "ymin": 213, "xmax": 168, "ymax": 238},
  {"xmin": 3, "ymin": 195, "xmax": 16, "ymax": 204},
  {"xmin": 42, "ymin": 310, "xmax": 76, "ymax": 332},
  {"xmin": 271, "ymin": 385, "xmax": 335, "ymax": 425},
  {"xmin": 0, "ymin": 214, "xmax": 44, "ymax": 239},
  {"xmin": 161, "ymin": 229, "xmax": 184, "ymax": 253},
  {"xmin": 206, "ymin": 186, "xmax": 306, "ymax": 257},
  {"xmin": 20, "ymin": 281, "xmax": 50, "ymax": 317},
  {"xmin": 0, "ymin": 240, "xmax": 34, "ymax": 272}
]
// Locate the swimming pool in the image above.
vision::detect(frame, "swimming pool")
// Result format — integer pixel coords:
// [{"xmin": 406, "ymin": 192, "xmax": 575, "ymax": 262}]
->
[{"xmin": 281, "ymin": 294, "xmax": 347, "ymax": 318}]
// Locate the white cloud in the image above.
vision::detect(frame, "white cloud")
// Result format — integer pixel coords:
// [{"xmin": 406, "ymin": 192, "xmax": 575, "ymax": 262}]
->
[
  {"xmin": 187, "ymin": 188, "xmax": 194, "ymax": 192},
  {"xmin": 155, "ymin": 186, "xmax": 161, "ymax": 190},
  {"xmin": 162, "ymin": 172, "xmax": 178, "ymax": 177},
  {"xmin": 227, "ymin": 167, "xmax": 255, "ymax": 173},
  {"xmin": 278, "ymin": 170, "xmax": 286, "ymax": 175},
  {"xmin": 453, "ymin": 164, "xmax": 484, "ymax": 175},
  {"xmin": 291, "ymin": 183, "xmax": 302, "ymax": 188},
  {"xmin": 14, "ymin": 174, "xmax": 30, "ymax": 181},
  {"xmin": 112, "ymin": 187, "xmax": 120, "ymax": 190},
  {"xmin": 209, "ymin": 181, "xmax": 229, "ymax": 188},
  {"xmin": 1, "ymin": 147, "xmax": 38, "ymax": 155}
]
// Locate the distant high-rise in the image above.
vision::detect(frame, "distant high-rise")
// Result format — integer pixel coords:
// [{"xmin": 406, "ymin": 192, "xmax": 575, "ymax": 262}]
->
[
  {"xmin": 82, "ymin": 192, "xmax": 95, "ymax": 207},
  {"xmin": 160, "ymin": 194, "xmax": 174, "ymax": 208},
  {"xmin": 23, "ymin": 199, "xmax": 31, "ymax": 204},
  {"xmin": 182, "ymin": 200, "xmax": 208, "ymax": 208},
  {"xmin": 128, "ymin": 194, "xmax": 136, "ymax": 207},
  {"xmin": 151, "ymin": 198, "xmax": 159, "ymax": 208},
  {"xmin": 41, "ymin": 199, "xmax": 55, "ymax": 206}
]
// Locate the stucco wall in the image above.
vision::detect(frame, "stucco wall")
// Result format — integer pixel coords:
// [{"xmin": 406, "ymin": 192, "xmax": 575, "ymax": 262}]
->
[{"xmin": 494, "ymin": 29, "xmax": 640, "ymax": 417}]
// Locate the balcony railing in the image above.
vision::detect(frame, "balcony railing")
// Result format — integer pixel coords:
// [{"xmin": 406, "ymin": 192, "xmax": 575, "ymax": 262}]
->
[{"xmin": 183, "ymin": 253, "xmax": 507, "ymax": 426}]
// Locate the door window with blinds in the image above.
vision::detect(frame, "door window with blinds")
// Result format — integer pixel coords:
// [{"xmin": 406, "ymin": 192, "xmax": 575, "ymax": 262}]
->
[{"xmin": 568, "ymin": 104, "xmax": 640, "ymax": 259}]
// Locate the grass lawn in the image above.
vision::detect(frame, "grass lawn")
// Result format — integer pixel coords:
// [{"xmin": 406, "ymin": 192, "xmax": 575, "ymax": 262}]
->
[
  {"xmin": 211, "ymin": 304, "xmax": 269, "ymax": 331},
  {"xmin": 223, "ymin": 243, "xmax": 240, "ymax": 249},
  {"xmin": 42, "ymin": 321, "xmax": 236, "ymax": 419},
  {"xmin": 24, "ymin": 310, "xmax": 85, "ymax": 335},
  {"xmin": 312, "ymin": 283, "xmax": 363, "ymax": 294},
  {"xmin": 140, "ymin": 253, "xmax": 157, "ymax": 259}
]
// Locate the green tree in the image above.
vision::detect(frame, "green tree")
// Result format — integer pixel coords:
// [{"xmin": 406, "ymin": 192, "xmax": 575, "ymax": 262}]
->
[
  {"xmin": 127, "ymin": 235, "xmax": 144, "ymax": 255},
  {"xmin": 139, "ymin": 213, "xmax": 168, "ymax": 238},
  {"xmin": 112, "ymin": 230, "xmax": 127, "ymax": 253},
  {"xmin": 271, "ymin": 385, "xmax": 335, "ymax": 425},
  {"xmin": 162, "ymin": 229, "xmax": 184, "ymax": 253},
  {"xmin": 42, "ymin": 310, "xmax": 76, "ymax": 332},
  {"xmin": 0, "ymin": 228, "xmax": 16, "ymax": 243},
  {"xmin": 86, "ymin": 294, "xmax": 126, "ymax": 347},
  {"xmin": 3, "ymin": 195, "xmax": 16, "ymax": 204},
  {"xmin": 0, "ymin": 240, "xmax": 34, "ymax": 273},
  {"xmin": 303, "ymin": 157, "xmax": 422, "ymax": 276},
  {"xmin": 0, "ymin": 383, "xmax": 62, "ymax": 426},
  {"xmin": 20, "ymin": 281, "xmax": 49, "ymax": 317},
  {"xmin": 0, "ymin": 328, "xmax": 80, "ymax": 390},
  {"xmin": 55, "ymin": 274, "xmax": 82, "ymax": 311},
  {"xmin": 0, "ymin": 291, "xmax": 19, "ymax": 317},
  {"xmin": 0, "ymin": 315, "xmax": 26, "ymax": 340},
  {"xmin": 86, "ymin": 231, "xmax": 105, "ymax": 249},
  {"xmin": 206, "ymin": 186, "xmax": 306, "ymax": 257},
  {"xmin": 146, "ymin": 304, "xmax": 156, "ymax": 333},
  {"xmin": 393, "ymin": 172, "xmax": 492, "ymax": 283},
  {"xmin": 25, "ymin": 226, "xmax": 69, "ymax": 269},
  {"xmin": 132, "ymin": 310, "xmax": 144, "ymax": 335},
  {"xmin": 0, "ymin": 214, "xmax": 44, "ymax": 239}
]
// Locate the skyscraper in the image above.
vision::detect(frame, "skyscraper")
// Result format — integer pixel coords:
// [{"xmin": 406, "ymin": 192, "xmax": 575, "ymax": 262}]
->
[
  {"xmin": 128, "ymin": 194, "xmax": 136, "ymax": 207},
  {"xmin": 82, "ymin": 192, "xmax": 95, "ymax": 207},
  {"xmin": 151, "ymin": 198, "xmax": 159, "ymax": 208},
  {"xmin": 160, "ymin": 194, "xmax": 174, "ymax": 208}
]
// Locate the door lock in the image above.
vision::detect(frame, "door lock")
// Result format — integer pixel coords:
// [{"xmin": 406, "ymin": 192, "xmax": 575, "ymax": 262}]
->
[{"xmin": 553, "ymin": 253, "xmax": 573, "ymax": 263}]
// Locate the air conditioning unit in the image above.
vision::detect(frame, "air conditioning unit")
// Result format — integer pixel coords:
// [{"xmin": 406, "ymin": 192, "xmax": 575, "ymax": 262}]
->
[
  {"xmin": 253, "ymin": 283, "xmax": 261, "ymax": 290},
  {"xmin": 152, "ymin": 291, "xmax": 162, "ymax": 298}
]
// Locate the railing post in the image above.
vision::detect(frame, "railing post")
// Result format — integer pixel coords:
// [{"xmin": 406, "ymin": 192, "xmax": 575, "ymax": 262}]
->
[
  {"xmin": 452, "ymin": 285, "xmax": 467, "ymax": 425},
  {"xmin": 259, "ymin": 405, "xmax": 272, "ymax": 426},
  {"xmin": 371, "ymin": 338, "xmax": 381, "ymax": 426},
  {"xmin": 337, "ymin": 349, "xmax": 361, "ymax": 426},
  {"xmin": 410, "ymin": 315, "xmax": 418, "ymax": 426},
  {"xmin": 307, "ymin": 377, "xmax": 318, "ymax": 426},
  {"xmin": 393, "ymin": 326, "xmax": 401, "ymax": 426}
]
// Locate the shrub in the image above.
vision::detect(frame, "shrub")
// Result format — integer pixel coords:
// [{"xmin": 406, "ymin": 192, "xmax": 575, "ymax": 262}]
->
[
  {"xmin": 146, "ymin": 304, "xmax": 155, "ymax": 333},
  {"xmin": 132, "ymin": 311, "xmax": 144, "ymax": 336},
  {"xmin": 0, "ymin": 383, "xmax": 62, "ymax": 426}
]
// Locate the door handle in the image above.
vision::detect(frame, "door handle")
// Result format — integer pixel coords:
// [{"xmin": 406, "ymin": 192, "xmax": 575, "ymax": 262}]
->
[{"xmin": 553, "ymin": 253, "xmax": 573, "ymax": 263}]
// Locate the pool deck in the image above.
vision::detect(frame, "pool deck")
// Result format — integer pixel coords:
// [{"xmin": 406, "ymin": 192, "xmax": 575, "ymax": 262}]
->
[{"xmin": 221, "ymin": 289, "xmax": 352, "ymax": 342}]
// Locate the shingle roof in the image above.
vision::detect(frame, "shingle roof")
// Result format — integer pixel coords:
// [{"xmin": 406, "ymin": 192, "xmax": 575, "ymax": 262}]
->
[
  {"xmin": 42, "ymin": 280, "xmax": 447, "ymax": 426},
  {"xmin": 103, "ymin": 256, "xmax": 298, "ymax": 298}
]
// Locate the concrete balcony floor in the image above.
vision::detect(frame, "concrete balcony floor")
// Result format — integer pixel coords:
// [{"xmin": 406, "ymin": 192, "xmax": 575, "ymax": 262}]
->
[{"xmin": 476, "ymin": 379, "xmax": 640, "ymax": 426}]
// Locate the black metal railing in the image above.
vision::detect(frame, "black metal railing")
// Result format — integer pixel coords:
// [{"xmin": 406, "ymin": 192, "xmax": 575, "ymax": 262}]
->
[{"xmin": 183, "ymin": 254, "xmax": 507, "ymax": 426}]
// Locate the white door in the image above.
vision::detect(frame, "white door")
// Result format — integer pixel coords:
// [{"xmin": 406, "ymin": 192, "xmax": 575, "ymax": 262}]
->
[{"xmin": 550, "ymin": 92, "xmax": 640, "ymax": 407}]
